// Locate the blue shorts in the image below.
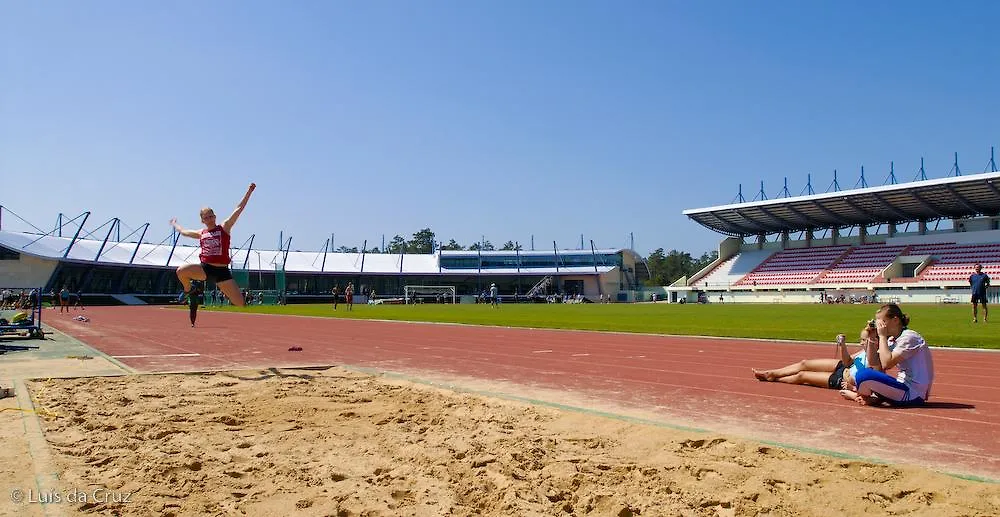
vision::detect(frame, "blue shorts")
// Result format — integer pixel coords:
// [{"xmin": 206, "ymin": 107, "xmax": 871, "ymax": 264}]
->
[{"xmin": 854, "ymin": 368, "xmax": 925, "ymax": 406}]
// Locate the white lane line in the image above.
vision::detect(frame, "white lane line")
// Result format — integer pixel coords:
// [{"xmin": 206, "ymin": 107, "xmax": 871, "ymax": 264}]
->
[
  {"xmin": 113, "ymin": 353, "xmax": 202, "ymax": 359},
  {"xmin": 571, "ymin": 353, "xmax": 590, "ymax": 357},
  {"xmin": 532, "ymin": 349, "xmax": 553, "ymax": 354}
]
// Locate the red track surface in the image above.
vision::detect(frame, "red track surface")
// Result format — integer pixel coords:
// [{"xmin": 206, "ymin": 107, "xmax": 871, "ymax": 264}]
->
[{"xmin": 46, "ymin": 306, "xmax": 1000, "ymax": 480}]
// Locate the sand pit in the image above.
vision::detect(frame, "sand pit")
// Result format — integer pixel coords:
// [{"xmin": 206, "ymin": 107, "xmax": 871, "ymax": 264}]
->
[{"xmin": 20, "ymin": 368, "xmax": 1000, "ymax": 516}]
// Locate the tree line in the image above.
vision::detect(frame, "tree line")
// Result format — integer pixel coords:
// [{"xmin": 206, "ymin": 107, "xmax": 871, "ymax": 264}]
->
[
  {"xmin": 333, "ymin": 228, "xmax": 718, "ymax": 286},
  {"xmin": 334, "ymin": 228, "xmax": 526, "ymax": 254},
  {"xmin": 644, "ymin": 248, "xmax": 718, "ymax": 286}
]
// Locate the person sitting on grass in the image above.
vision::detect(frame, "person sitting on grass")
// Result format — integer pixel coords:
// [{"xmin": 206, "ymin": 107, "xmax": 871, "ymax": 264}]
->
[{"xmin": 753, "ymin": 324, "xmax": 881, "ymax": 391}]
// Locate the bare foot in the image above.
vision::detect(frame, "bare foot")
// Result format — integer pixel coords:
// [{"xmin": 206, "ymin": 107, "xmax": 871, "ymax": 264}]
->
[
  {"xmin": 839, "ymin": 389, "xmax": 860, "ymax": 402},
  {"xmin": 752, "ymin": 369, "xmax": 773, "ymax": 381}
]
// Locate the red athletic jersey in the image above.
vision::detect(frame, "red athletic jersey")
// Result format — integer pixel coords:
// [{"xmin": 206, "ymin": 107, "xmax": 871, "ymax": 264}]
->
[{"xmin": 199, "ymin": 225, "xmax": 231, "ymax": 265}]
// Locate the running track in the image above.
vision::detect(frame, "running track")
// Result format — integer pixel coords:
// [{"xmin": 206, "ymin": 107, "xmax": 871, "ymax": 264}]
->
[{"xmin": 45, "ymin": 306, "xmax": 1000, "ymax": 480}]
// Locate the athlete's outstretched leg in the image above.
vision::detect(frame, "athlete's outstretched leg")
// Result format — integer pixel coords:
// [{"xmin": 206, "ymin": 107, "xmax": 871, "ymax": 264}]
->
[
  {"xmin": 753, "ymin": 358, "xmax": 840, "ymax": 381},
  {"xmin": 774, "ymin": 371, "xmax": 832, "ymax": 388},
  {"xmin": 216, "ymin": 279, "xmax": 245, "ymax": 307}
]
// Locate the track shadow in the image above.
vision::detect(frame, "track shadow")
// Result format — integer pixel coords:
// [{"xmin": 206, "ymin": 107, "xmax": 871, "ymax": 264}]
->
[
  {"xmin": 881, "ymin": 401, "xmax": 976, "ymax": 410},
  {"xmin": 920, "ymin": 401, "xmax": 976, "ymax": 410}
]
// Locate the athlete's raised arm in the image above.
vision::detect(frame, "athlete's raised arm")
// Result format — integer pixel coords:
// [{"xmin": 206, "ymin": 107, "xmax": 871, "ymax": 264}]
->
[
  {"xmin": 223, "ymin": 182, "xmax": 256, "ymax": 233},
  {"xmin": 170, "ymin": 218, "xmax": 202, "ymax": 239}
]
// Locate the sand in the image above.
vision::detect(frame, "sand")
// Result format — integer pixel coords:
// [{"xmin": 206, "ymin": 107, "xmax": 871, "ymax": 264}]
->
[
  {"xmin": 13, "ymin": 367, "xmax": 1000, "ymax": 517},
  {"xmin": 1, "ymin": 391, "xmax": 44, "ymax": 517}
]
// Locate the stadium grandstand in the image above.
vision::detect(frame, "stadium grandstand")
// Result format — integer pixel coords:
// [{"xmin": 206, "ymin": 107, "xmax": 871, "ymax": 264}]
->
[
  {"xmin": 0, "ymin": 209, "xmax": 649, "ymax": 305},
  {"xmin": 670, "ymin": 161, "xmax": 1000, "ymax": 305}
]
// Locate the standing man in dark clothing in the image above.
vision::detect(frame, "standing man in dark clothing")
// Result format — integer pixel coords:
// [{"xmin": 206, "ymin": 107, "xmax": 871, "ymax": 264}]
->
[{"xmin": 970, "ymin": 263, "xmax": 991, "ymax": 323}]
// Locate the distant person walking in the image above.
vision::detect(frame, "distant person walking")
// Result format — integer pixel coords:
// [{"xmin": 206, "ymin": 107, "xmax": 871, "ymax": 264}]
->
[
  {"xmin": 490, "ymin": 283, "xmax": 499, "ymax": 308},
  {"xmin": 345, "ymin": 282, "xmax": 354, "ymax": 311},
  {"xmin": 331, "ymin": 285, "xmax": 339, "ymax": 311},
  {"xmin": 970, "ymin": 263, "xmax": 990, "ymax": 323},
  {"xmin": 170, "ymin": 182, "xmax": 256, "ymax": 312},
  {"xmin": 59, "ymin": 286, "xmax": 70, "ymax": 313}
]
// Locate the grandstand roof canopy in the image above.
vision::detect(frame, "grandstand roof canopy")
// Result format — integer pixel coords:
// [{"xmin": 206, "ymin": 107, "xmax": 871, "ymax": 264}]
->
[{"xmin": 683, "ymin": 172, "xmax": 1000, "ymax": 236}]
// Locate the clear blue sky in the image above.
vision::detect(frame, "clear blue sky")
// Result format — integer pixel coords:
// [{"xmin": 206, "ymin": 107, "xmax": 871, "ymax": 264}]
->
[{"xmin": 2, "ymin": 1, "xmax": 998, "ymax": 256}]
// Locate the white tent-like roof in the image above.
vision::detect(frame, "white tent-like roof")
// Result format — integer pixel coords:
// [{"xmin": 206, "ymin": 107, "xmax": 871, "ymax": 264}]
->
[{"xmin": 0, "ymin": 230, "xmax": 623, "ymax": 275}]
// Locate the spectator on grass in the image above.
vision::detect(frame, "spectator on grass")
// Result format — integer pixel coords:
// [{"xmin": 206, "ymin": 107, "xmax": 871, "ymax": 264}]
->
[{"xmin": 970, "ymin": 263, "xmax": 990, "ymax": 323}]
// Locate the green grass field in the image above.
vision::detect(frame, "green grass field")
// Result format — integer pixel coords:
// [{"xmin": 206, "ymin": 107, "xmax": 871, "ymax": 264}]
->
[{"xmin": 204, "ymin": 302, "xmax": 1000, "ymax": 349}]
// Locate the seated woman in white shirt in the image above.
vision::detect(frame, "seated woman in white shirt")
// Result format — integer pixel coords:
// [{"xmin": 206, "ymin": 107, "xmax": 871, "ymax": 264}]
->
[{"xmin": 843, "ymin": 303, "xmax": 934, "ymax": 407}]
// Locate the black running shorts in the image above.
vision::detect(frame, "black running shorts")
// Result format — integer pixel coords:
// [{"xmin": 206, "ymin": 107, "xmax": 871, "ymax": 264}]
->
[
  {"xmin": 828, "ymin": 361, "xmax": 847, "ymax": 389},
  {"xmin": 201, "ymin": 263, "xmax": 233, "ymax": 283}
]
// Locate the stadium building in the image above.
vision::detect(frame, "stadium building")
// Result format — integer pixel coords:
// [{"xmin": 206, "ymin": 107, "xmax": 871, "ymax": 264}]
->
[
  {"xmin": 0, "ymin": 213, "xmax": 650, "ymax": 304},
  {"xmin": 669, "ymin": 170, "xmax": 1000, "ymax": 304}
]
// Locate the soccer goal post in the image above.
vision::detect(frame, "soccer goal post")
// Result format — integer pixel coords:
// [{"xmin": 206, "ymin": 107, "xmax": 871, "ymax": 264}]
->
[{"xmin": 403, "ymin": 285, "xmax": 456, "ymax": 304}]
